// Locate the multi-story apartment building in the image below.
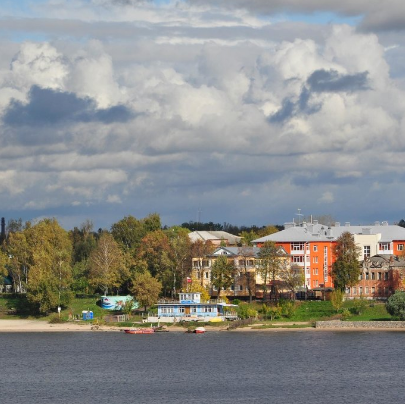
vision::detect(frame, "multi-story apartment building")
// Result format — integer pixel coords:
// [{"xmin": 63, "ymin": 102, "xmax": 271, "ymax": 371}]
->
[
  {"xmin": 253, "ymin": 221, "xmax": 405, "ymax": 297},
  {"xmin": 191, "ymin": 245, "xmax": 289, "ymax": 299}
]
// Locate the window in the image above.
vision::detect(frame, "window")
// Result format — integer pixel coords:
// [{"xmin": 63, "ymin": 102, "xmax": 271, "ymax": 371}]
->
[
  {"xmin": 239, "ymin": 285, "xmax": 243, "ymax": 291},
  {"xmin": 161, "ymin": 307, "xmax": 173, "ymax": 314},
  {"xmin": 378, "ymin": 272, "xmax": 382, "ymax": 280},
  {"xmin": 313, "ymin": 280, "xmax": 318, "ymax": 287},
  {"xmin": 353, "ymin": 287, "xmax": 357, "ymax": 295},
  {"xmin": 313, "ymin": 268, "xmax": 318, "ymax": 275},
  {"xmin": 313, "ymin": 257, "xmax": 318, "ymax": 264},
  {"xmin": 371, "ymin": 287, "xmax": 375, "ymax": 295},
  {"xmin": 359, "ymin": 287, "xmax": 363, "ymax": 295},
  {"xmin": 384, "ymin": 272, "xmax": 389, "ymax": 281},
  {"xmin": 365, "ymin": 287, "xmax": 369, "ymax": 294},
  {"xmin": 371, "ymin": 272, "xmax": 375, "ymax": 280},
  {"xmin": 398, "ymin": 244, "xmax": 404, "ymax": 251},
  {"xmin": 365, "ymin": 272, "xmax": 369, "ymax": 280},
  {"xmin": 205, "ymin": 272, "xmax": 209, "ymax": 279},
  {"xmin": 292, "ymin": 243, "xmax": 305, "ymax": 251},
  {"xmin": 231, "ymin": 285, "xmax": 234, "ymax": 291},
  {"xmin": 313, "ymin": 245, "xmax": 318, "ymax": 252},
  {"xmin": 379, "ymin": 242, "xmax": 391, "ymax": 251},
  {"xmin": 178, "ymin": 306, "xmax": 185, "ymax": 313},
  {"xmin": 203, "ymin": 306, "xmax": 213, "ymax": 313},
  {"xmin": 293, "ymin": 256, "xmax": 305, "ymax": 263},
  {"xmin": 345, "ymin": 288, "xmax": 350, "ymax": 294},
  {"xmin": 364, "ymin": 245, "xmax": 371, "ymax": 258}
]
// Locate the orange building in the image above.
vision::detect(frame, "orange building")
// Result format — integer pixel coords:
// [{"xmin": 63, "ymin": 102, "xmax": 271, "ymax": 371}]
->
[{"xmin": 253, "ymin": 220, "xmax": 405, "ymax": 293}]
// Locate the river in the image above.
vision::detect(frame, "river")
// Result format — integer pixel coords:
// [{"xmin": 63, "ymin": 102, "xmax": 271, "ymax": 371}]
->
[{"xmin": 1, "ymin": 330, "xmax": 404, "ymax": 404}]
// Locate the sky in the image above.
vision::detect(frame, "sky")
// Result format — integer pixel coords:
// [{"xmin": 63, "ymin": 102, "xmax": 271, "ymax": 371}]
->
[{"xmin": 0, "ymin": 0, "xmax": 405, "ymax": 230}]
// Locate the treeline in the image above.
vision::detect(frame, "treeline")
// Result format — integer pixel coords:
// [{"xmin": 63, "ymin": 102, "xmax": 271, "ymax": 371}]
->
[
  {"xmin": 0, "ymin": 215, "xmax": 281, "ymax": 315},
  {"xmin": 179, "ymin": 221, "xmax": 284, "ymax": 235}
]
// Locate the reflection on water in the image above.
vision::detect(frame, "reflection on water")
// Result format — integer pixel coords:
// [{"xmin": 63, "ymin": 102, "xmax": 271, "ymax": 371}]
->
[{"xmin": 1, "ymin": 330, "xmax": 404, "ymax": 404}]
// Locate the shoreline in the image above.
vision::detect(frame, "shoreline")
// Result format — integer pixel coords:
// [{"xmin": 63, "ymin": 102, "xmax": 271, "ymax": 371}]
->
[{"xmin": 2, "ymin": 319, "xmax": 405, "ymax": 333}]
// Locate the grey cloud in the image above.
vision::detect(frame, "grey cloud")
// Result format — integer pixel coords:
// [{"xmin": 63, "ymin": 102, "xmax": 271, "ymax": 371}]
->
[
  {"xmin": 270, "ymin": 69, "xmax": 369, "ymax": 123},
  {"xmin": 307, "ymin": 69, "xmax": 369, "ymax": 92},
  {"xmin": 3, "ymin": 86, "xmax": 133, "ymax": 127},
  {"xmin": 186, "ymin": 0, "xmax": 405, "ymax": 32}
]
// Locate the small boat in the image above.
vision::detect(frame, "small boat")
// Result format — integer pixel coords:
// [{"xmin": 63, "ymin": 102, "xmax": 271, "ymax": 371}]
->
[
  {"xmin": 186, "ymin": 326, "xmax": 206, "ymax": 334},
  {"xmin": 124, "ymin": 328, "xmax": 155, "ymax": 334}
]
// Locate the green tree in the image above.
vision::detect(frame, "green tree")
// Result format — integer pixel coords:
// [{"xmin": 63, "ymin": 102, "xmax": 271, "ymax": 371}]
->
[
  {"xmin": 130, "ymin": 271, "xmax": 162, "ymax": 313},
  {"xmin": 330, "ymin": 289, "xmax": 344, "ymax": 312},
  {"xmin": 25, "ymin": 218, "xmax": 73, "ymax": 314},
  {"xmin": 5, "ymin": 231, "xmax": 30, "ymax": 293},
  {"xmin": 239, "ymin": 230, "xmax": 260, "ymax": 246},
  {"xmin": 386, "ymin": 291, "xmax": 405, "ymax": 320},
  {"xmin": 332, "ymin": 232, "xmax": 361, "ymax": 291},
  {"xmin": 88, "ymin": 232, "xmax": 128, "ymax": 295},
  {"xmin": 211, "ymin": 255, "xmax": 236, "ymax": 298}
]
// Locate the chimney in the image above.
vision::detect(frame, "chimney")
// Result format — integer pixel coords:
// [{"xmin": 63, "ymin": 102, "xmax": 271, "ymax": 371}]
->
[
  {"xmin": 313, "ymin": 220, "xmax": 318, "ymax": 226},
  {"xmin": 0, "ymin": 217, "xmax": 5, "ymax": 243},
  {"xmin": 335, "ymin": 222, "xmax": 340, "ymax": 227},
  {"xmin": 374, "ymin": 221, "xmax": 380, "ymax": 226},
  {"xmin": 345, "ymin": 222, "xmax": 350, "ymax": 227},
  {"xmin": 382, "ymin": 221, "xmax": 389, "ymax": 226},
  {"xmin": 284, "ymin": 222, "xmax": 295, "ymax": 229}
]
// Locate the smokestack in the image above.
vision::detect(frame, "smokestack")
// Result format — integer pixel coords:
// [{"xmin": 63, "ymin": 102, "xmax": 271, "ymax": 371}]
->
[{"xmin": 0, "ymin": 217, "xmax": 5, "ymax": 242}]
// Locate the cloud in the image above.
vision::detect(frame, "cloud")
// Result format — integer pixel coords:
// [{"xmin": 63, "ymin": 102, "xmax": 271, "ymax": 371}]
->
[
  {"xmin": 0, "ymin": 1, "xmax": 404, "ymax": 229},
  {"xmin": 3, "ymin": 86, "xmax": 133, "ymax": 127}
]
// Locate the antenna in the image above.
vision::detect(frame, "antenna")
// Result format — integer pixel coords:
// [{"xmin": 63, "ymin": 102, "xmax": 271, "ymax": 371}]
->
[{"xmin": 197, "ymin": 207, "xmax": 202, "ymax": 225}]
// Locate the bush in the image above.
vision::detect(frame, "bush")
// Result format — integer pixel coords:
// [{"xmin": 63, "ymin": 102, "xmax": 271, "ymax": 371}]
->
[
  {"xmin": 350, "ymin": 298, "xmax": 367, "ymax": 315},
  {"xmin": 280, "ymin": 301, "xmax": 296, "ymax": 318},
  {"xmin": 386, "ymin": 291, "xmax": 405, "ymax": 320},
  {"xmin": 237, "ymin": 303, "xmax": 258, "ymax": 319},
  {"xmin": 341, "ymin": 308, "xmax": 351, "ymax": 320}
]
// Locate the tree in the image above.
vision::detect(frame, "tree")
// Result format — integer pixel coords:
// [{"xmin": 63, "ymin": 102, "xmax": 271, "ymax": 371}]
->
[
  {"xmin": 130, "ymin": 271, "xmax": 162, "ymax": 313},
  {"xmin": 332, "ymin": 232, "xmax": 361, "ymax": 291},
  {"xmin": 166, "ymin": 227, "xmax": 192, "ymax": 297},
  {"xmin": 330, "ymin": 289, "xmax": 344, "ymax": 312},
  {"xmin": 138, "ymin": 230, "xmax": 172, "ymax": 295},
  {"xmin": 386, "ymin": 291, "xmax": 405, "ymax": 320},
  {"xmin": 279, "ymin": 264, "xmax": 304, "ymax": 300},
  {"xmin": 211, "ymin": 255, "xmax": 236, "ymax": 298},
  {"xmin": 257, "ymin": 241, "xmax": 286, "ymax": 300},
  {"xmin": 187, "ymin": 273, "xmax": 210, "ymax": 302},
  {"xmin": 237, "ymin": 246, "xmax": 256, "ymax": 303},
  {"xmin": 239, "ymin": 230, "xmax": 260, "ymax": 246},
  {"xmin": 24, "ymin": 218, "xmax": 73, "ymax": 314},
  {"xmin": 88, "ymin": 232, "xmax": 128, "ymax": 295},
  {"xmin": 191, "ymin": 239, "xmax": 215, "ymax": 286}
]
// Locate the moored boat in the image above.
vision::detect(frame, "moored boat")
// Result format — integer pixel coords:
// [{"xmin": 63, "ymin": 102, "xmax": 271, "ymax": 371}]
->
[
  {"xmin": 124, "ymin": 328, "xmax": 155, "ymax": 334},
  {"xmin": 194, "ymin": 327, "xmax": 205, "ymax": 334}
]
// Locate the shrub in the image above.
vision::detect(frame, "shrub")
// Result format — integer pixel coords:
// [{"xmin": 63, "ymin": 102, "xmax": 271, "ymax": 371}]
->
[
  {"xmin": 280, "ymin": 301, "xmax": 296, "ymax": 318},
  {"xmin": 386, "ymin": 291, "xmax": 405, "ymax": 320},
  {"xmin": 237, "ymin": 303, "xmax": 258, "ymax": 319}
]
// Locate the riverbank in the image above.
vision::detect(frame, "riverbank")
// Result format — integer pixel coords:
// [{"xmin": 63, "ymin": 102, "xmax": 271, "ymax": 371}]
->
[{"xmin": 2, "ymin": 319, "xmax": 405, "ymax": 332}]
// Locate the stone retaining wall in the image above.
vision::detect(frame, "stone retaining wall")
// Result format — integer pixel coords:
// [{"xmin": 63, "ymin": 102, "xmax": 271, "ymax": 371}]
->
[{"xmin": 316, "ymin": 320, "xmax": 405, "ymax": 329}]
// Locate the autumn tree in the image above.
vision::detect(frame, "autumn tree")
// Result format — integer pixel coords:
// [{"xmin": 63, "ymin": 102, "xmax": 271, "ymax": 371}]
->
[
  {"xmin": 88, "ymin": 232, "xmax": 128, "ymax": 295},
  {"xmin": 130, "ymin": 271, "xmax": 162, "ymax": 313},
  {"xmin": 166, "ymin": 227, "xmax": 192, "ymax": 296},
  {"xmin": 211, "ymin": 255, "xmax": 236, "ymax": 298},
  {"xmin": 138, "ymin": 230, "xmax": 173, "ymax": 295},
  {"xmin": 332, "ymin": 231, "xmax": 361, "ymax": 291},
  {"xmin": 24, "ymin": 218, "xmax": 73, "ymax": 314},
  {"xmin": 187, "ymin": 273, "xmax": 210, "ymax": 302},
  {"xmin": 257, "ymin": 241, "xmax": 285, "ymax": 300}
]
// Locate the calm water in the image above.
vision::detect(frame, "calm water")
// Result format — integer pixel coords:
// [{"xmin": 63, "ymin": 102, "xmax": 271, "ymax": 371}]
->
[{"xmin": 1, "ymin": 330, "xmax": 404, "ymax": 404}]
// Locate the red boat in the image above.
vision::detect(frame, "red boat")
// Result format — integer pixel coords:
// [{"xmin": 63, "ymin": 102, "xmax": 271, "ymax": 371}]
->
[{"xmin": 124, "ymin": 328, "xmax": 155, "ymax": 334}]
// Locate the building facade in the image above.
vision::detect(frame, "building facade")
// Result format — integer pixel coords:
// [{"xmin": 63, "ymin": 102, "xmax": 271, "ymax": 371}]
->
[{"xmin": 253, "ymin": 221, "xmax": 405, "ymax": 296}]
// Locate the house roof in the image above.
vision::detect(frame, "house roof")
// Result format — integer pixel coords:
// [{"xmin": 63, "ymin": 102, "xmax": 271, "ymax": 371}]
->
[
  {"xmin": 188, "ymin": 231, "xmax": 242, "ymax": 245},
  {"xmin": 207, "ymin": 246, "xmax": 288, "ymax": 257},
  {"xmin": 253, "ymin": 222, "xmax": 405, "ymax": 244}
]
